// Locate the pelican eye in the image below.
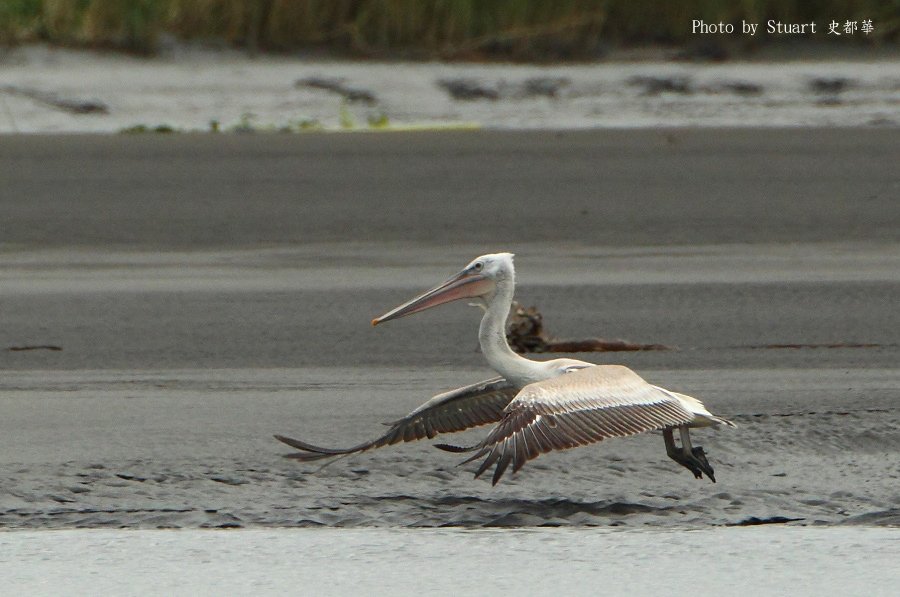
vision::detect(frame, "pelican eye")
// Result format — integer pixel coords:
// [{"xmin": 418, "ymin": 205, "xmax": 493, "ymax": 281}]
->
[{"xmin": 473, "ymin": 262, "xmax": 484, "ymax": 272}]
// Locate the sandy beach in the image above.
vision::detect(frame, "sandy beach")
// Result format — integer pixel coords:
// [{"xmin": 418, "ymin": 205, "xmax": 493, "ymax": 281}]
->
[{"xmin": 0, "ymin": 46, "xmax": 898, "ymax": 132}]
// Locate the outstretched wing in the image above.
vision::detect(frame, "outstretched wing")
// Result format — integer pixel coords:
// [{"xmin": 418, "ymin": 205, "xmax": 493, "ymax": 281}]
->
[
  {"xmin": 462, "ymin": 365, "xmax": 696, "ymax": 485},
  {"xmin": 275, "ymin": 377, "xmax": 517, "ymax": 461}
]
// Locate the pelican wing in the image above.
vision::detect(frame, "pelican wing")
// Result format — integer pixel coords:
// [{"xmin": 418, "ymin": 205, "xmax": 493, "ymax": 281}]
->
[
  {"xmin": 275, "ymin": 377, "xmax": 517, "ymax": 461},
  {"xmin": 463, "ymin": 365, "xmax": 696, "ymax": 485}
]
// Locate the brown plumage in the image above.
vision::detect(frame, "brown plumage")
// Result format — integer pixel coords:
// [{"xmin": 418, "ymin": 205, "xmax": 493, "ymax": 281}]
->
[
  {"xmin": 274, "ymin": 377, "xmax": 517, "ymax": 461},
  {"xmin": 460, "ymin": 366, "xmax": 700, "ymax": 485}
]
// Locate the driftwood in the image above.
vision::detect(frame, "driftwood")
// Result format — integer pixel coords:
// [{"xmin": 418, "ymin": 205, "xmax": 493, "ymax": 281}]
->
[
  {"xmin": 749, "ymin": 343, "xmax": 882, "ymax": 349},
  {"xmin": 627, "ymin": 75, "xmax": 692, "ymax": 96},
  {"xmin": 8, "ymin": 345, "xmax": 62, "ymax": 351},
  {"xmin": 506, "ymin": 302, "xmax": 669, "ymax": 353},
  {"xmin": 436, "ymin": 76, "xmax": 570, "ymax": 101},
  {"xmin": 295, "ymin": 77, "xmax": 377, "ymax": 104},
  {"xmin": 0, "ymin": 85, "xmax": 108, "ymax": 114},
  {"xmin": 436, "ymin": 78, "xmax": 499, "ymax": 101}
]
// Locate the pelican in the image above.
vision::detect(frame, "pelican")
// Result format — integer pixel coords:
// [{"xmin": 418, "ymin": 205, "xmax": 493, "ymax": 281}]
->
[{"xmin": 276, "ymin": 253, "xmax": 734, "ymax": 484}]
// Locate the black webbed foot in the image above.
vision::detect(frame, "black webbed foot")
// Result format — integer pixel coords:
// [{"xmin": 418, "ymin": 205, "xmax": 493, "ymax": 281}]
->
[
  {"xmin": 669, "ymin": 449, "xmax": 705, "ymax": 480},
  {"xmin": 663, "ymin": 427, "xmax": 717, "ymax": 483},
  {"xmin": 689, "ymin": 446, "xmax": 716, "ymax": 483}
]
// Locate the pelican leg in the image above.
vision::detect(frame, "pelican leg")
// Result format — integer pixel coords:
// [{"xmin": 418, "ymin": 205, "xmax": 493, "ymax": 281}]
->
[
  {"xmin": 663, "ymin": 426, "xmax": 716, "ymax": 483},
  {"xmin": 679, "ymin": 426, "xmax": 716, "ymax": 483}
]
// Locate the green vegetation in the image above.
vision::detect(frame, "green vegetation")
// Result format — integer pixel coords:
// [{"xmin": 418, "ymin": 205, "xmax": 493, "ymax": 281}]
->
[
  {"xmin": 116, "ymin": 110, "xmax": 482, "ymax": 135},
  {"xmin": 119, "ymin": 123, "xmax": 177, "ymax": 133},
  {"xmin": 1, "ymin": 0, "xmax": 897, "ymax": 57}
]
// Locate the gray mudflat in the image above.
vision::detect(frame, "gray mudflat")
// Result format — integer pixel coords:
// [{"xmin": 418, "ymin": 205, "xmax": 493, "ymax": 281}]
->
[
  {"xmin": 1, "ymin": 129, "xmax": 897, "ymax": 249},
  {"xmin": 0, "ymin": 130, "xmax": 898, "ymax": 529}
]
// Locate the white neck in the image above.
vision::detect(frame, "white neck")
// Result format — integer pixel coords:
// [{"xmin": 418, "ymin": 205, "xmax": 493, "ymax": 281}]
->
[{"xmin": 478, "ymin": 271, "xmax": 546, "ymax": 387}]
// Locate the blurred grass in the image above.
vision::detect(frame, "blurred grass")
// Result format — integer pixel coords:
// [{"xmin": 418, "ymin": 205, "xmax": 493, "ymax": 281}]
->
[{"xmin": 0, "ymin": 0, "xmax": 896, "ymax": 57}]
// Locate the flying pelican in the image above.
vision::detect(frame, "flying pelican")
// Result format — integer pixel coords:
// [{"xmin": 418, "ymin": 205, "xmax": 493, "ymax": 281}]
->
[{"xmin": 276, "ymin": 253, "xmax": 734, "ymax": 484}]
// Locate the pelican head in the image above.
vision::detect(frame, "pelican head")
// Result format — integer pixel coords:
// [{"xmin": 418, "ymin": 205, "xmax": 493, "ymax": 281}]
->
[{"xmin": 372, "ymin": 252, "xmax": 514, "ymax": 326}]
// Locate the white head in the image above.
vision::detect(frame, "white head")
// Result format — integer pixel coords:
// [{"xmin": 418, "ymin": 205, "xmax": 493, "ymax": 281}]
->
[{"xmin": 372, "ymin": 252, "xmax": 515, "ymax": 326}]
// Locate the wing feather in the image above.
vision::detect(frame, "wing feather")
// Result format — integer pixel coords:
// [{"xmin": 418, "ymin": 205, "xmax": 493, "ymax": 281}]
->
[
  {"xmin": 462, "ymin": 366, "xmax": 696, "ymax": 484},
  {"xmin": 275, "ymin": 377, "xmax": 517, "ymax": 461}
]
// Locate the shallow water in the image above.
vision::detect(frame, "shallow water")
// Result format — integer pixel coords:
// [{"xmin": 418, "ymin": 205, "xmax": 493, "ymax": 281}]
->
[{"xmin": 1, "ymin": 527, "xmax": 897, "ymax": 596}]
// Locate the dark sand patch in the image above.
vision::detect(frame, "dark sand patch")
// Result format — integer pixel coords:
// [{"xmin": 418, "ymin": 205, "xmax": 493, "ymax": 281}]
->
[{"xmin": 1, "ymin": 368, "xmax": 897, "ymax": 529}]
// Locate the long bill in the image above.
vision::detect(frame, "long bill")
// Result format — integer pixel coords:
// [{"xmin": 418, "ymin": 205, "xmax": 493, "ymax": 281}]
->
[{"xmin": 372, "ymin": 270, "xmax": 493, "ymax": 326}]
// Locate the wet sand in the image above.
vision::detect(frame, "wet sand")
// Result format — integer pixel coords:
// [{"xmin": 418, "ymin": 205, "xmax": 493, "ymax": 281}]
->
[
  {"xmin": 2, "ymin": 130, "xmax": 898, "ymax": 249},
  {"xmin": 0, "ymin": 130, "xmax": 898, "ymax": 532}
]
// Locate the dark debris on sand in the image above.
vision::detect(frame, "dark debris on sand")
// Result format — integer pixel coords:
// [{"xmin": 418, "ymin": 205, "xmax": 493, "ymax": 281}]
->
[
  {"xmin": 627, "ymin": 75, "xmax": 692, "ymax": 96},
  {"xmin": 437, "ymin": 77, "xmax": 570, "ymax": 101},
  {"xmin": 295, "ymin": 76, "xmax": 377, "ymax": 104},
  {"xmin": 0, "ymin": 85, "xmax": 108, "ymax": 114}
]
